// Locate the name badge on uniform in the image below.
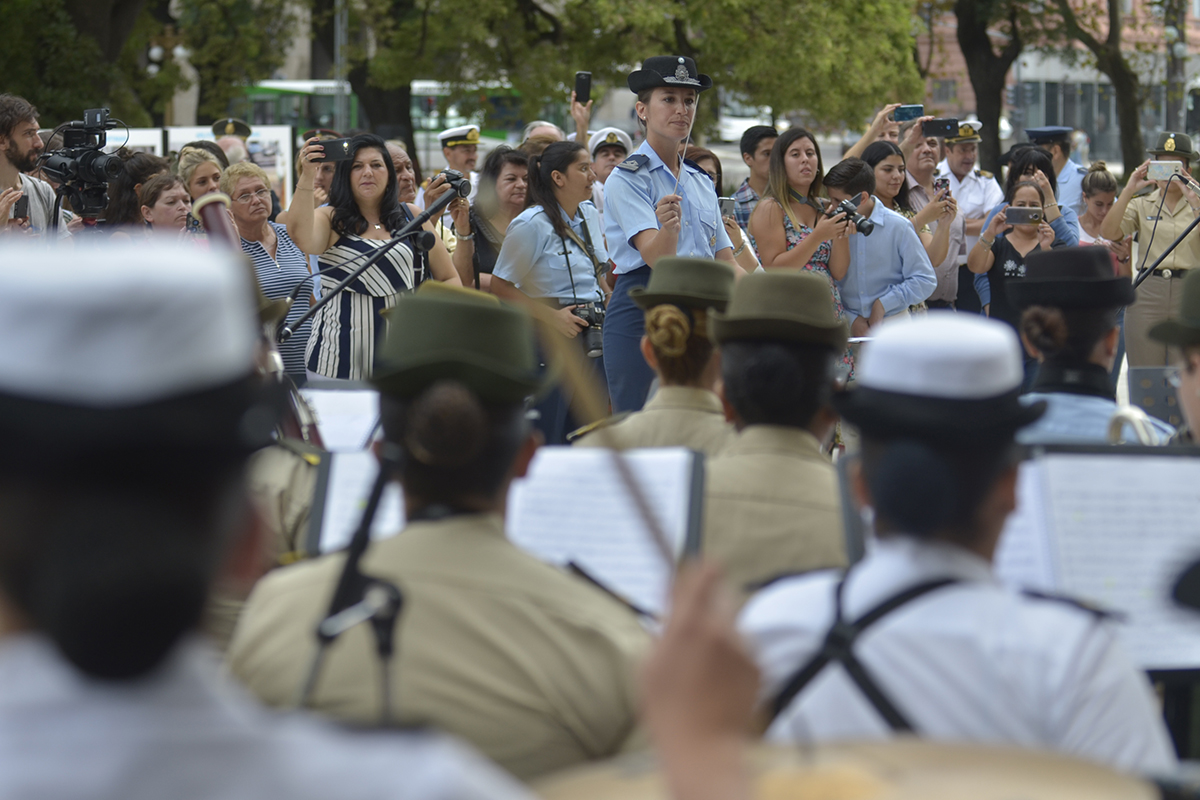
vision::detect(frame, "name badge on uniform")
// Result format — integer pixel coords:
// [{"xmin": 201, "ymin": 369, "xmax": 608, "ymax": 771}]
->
[{"xmin": 1147, "ymin": 215, "xmax": 1161, "ymax": 221}]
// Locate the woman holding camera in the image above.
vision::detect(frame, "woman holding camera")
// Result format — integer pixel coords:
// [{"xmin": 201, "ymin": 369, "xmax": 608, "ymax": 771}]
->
[
  {"xmin": 602, "ymin": 56, "xmax": 740, "ymax": 414},
  {"xmin": 451, "ymin": 146, "xmax": 529, "ymax": 291},
  {"xmin": 288, "ymin": 133, "xmax": 459, "ymax": 381},
  {"xmin": 748, "ymin": 127, "xmax": 854, "ymax": 376},
  {"xmin": 490, "ymin": 140, "xmax": 608, "ymax": 445}
]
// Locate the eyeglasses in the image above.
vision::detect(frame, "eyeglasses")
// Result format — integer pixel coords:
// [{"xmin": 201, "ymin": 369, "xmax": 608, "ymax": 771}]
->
[{"xmin": 233, "ymin": 188, "xmax": 271, "ymax": 204}]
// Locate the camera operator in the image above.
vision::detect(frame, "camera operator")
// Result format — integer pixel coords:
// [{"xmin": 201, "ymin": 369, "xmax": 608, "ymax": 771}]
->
[
  {"xmin": 822, "ymin": 158, "xmax": 936, "ymax": 337},
  {"xmin": 490, "ymin": 141, "xmax": 609, "ymax": 445},
  {"xmin": 450, "ymin": 145, "xmax": 529, "ymax": 291},
  {"xmin": 0, "ymin": 94, "xmax": 68, "ymax": 237}
]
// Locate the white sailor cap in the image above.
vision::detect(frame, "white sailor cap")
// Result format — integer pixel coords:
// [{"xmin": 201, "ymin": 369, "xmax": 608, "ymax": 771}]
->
[
  {"xmin": 588, "ymin": 127, "xmax": 633, "ymax": 157},
  {"xmin": 833, "ymin": 314, "xmax": 1044, "ymax": 440},
  {"xmin": 439, "ymin": 124, "xmax": 480, "ymax": 148},
  {"xmin": 0, "ymin": 241, "xmax": 276, "ymax": 458}
]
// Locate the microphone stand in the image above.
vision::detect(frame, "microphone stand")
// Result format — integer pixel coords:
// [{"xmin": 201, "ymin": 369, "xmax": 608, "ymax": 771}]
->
[
  {"xmin": 277, "ymin": 173, "xmax": 471, "ymax": 343},
  {"xmin": 295, "ymin": 442, "xmax": 406, "ymax": 724}
]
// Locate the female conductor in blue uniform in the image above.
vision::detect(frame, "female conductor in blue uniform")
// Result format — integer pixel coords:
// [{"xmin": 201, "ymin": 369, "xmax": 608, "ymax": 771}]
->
[{"xmin": 604, "ymin": 56, "xmax": 741, "ymax": 412}]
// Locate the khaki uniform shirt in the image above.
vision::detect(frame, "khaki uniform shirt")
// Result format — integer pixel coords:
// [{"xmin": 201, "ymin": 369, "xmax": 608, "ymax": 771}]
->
[
  {"xmin": 703, "ymin": 426, "xmax": 846, "ymax": 605},
  {"xmin": 574, "ymin": 386, "xmax": 736, "ymax": 456},
  {"xmin": 1119, "ymin": 191, "xmax": 1200, "ymax": 272},
  {"xmin": 228, "ymin": 513, "xmax": 650, "ymax": 782}
]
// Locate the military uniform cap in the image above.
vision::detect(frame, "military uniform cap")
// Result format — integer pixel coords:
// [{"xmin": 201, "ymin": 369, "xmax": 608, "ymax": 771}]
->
[
  {"xmin": 945, "ymin": 121, "xmax": 982, "ymax": 145},
  {"xmin": 588, "ymin": 127, "xmax": 634, "ymax": 158},
  {"xmin": 1149, "ymin": 269, "xmax": 1200, "ymax": 347},
  {"xmin": 1024, "ymin": 126, "xmax": 1072, "ymax": 145},
  {"xmin": 212, "ymin": 118, "xmax": 252, "ymax": 139},
  {"xmin": 439, "ymin": 125, "xmax": 480, "ymax": 148},
  {"xmin": 372, "ymin": 288, "xmax": 542, "ymax": 404},
  {"xmin": 709, "ymin": 271, "xmax": 848, "ymax": 349},
  {"xmin": 628, "ymin": 257, "xmax": 735, "ymax": 312},
  {"xmin": 301, "ymin": 128, "xmax": 342, "ymax": 141},
  {"xmin": 833, "ymin": 315, "xmax": 1044, "ymax": 442},
  {"xmin": 628, "ymin": 56, "xmax": 713, "ymax": 94},
  {"xmin": 1008, "ymin": 246, "xmax": 1136, "ymax": 310},
  {"xmin": 1148, "ymin": 131, "xmax": 1199, "ymax": 162},
  {"xmin": 0, "ymin": 241, "xmax": 276, "ymax": 461}
]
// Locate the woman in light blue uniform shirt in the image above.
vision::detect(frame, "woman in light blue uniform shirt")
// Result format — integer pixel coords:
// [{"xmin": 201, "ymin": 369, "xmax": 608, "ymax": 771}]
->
[
  {"xmin": 1010, "ymin": 246, "xmax": 1175, "ymax": 444},
  {"xmin": 603, "ymin": 55, "xmax": 741, "ymax": 413},
  {"xmin": 491, "ymin": 140, "xmax": 608, "ymax": 444}
]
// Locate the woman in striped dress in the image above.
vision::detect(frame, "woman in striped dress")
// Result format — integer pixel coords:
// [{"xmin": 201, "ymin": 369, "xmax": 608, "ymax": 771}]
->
[
  {"xmin": 222, "ymin": 161, "xmax": 312, "ymax": 382},
  {"xmin": 288, "ymin": 134, "xmax": 461, "ymax": 380}
]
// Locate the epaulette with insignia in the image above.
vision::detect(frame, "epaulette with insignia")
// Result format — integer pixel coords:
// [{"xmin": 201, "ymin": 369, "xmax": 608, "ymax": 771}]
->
[
  {"xmin": 1022, "ymin": 589, "xmax": 1122, "ymax": 621},
  {"xmin": 977, "ymin": 169, "xmax": 994, "ymax": 179},
  {"xmin": 617, "ymin": 154, "xmax": 650, "ymax": 172},
  {"xmin": 566, "ymin": 412, "xmax": 631, "ymax": 443}
]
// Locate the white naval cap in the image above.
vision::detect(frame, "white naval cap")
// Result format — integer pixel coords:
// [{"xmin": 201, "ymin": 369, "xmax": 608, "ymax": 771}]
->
[
  {"xmin": 856, "ymin": 314, "xmax": 1023, "ymax": 400},
  {"xmin": 439, "ymin": 124, "xmax": 480, "ymax": 148},
  {"xmin": 0, "ymin": 240, "xmax": 258, "ymax": 407},
  {"xmin": 588, "ymin": 127, "xmax": 633, "ymax": 157}
]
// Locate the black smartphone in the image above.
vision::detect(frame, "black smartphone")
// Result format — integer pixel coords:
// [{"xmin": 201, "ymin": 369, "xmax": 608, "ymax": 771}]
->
[
  {"xmin": 574, "ymin": 71, "xmax": 592, "ymax": 105},
  {"xmin": 12, "ymin": 195, "xmax": 29, "ymax": 220},
  {"xmin": 313, "ymin": 137, "xmax": 354, "ymax": 163},
  {"xmin": 894, "ymin": 104, "xmax": 924, "ymax": 122},
  {"xmin": 922, "ymin": 118, "xmax": 958, "ymax": 138}
]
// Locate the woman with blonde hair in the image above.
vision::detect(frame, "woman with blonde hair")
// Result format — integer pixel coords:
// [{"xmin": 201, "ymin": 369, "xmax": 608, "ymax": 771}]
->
[
  {"xmin": 176, "ymin": 145, "xmax": 224, "ymax": 234},
  {"xmin": 574, "ymin": 256, "xmax": 736, "ymax": 455}
]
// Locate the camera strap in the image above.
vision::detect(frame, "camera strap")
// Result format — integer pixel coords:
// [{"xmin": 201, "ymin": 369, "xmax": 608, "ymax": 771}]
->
[
  {"xmin": 788, "ymin": 189, "xmax": 823, "ymax": 213},
  {"xmin": 563, "ymin": 218, "xmax": 604, "ymax": 280}
]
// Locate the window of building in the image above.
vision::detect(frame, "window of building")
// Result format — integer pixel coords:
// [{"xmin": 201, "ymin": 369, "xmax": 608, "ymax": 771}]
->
[{"xmin": 932, "ymin": 79, "xmax": 957, "ymax": 104}]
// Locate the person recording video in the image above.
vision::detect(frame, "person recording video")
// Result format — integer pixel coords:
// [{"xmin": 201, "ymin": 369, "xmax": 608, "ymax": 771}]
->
[
  {"xmin": 0, "ymin": 93, "xmax": 69, "ymax": 237},
  {"xmin": 490, "ymin": 141, "xmax": 609, "ymax": 445}
]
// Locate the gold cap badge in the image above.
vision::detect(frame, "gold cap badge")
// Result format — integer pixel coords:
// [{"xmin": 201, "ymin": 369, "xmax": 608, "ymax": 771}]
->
[{"xmin": 1166, "ymin": 135, "xmax": 1177, "ymax": 152}]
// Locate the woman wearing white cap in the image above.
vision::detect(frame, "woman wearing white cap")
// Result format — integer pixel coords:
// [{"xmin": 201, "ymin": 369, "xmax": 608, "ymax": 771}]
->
[
  {"xmin": 602, "ymin": 55, "xmax": 741, "ymax": 413},
  {"xmin": 739, "ymin": 314, "xmax": 1175, "ymax": 775}
]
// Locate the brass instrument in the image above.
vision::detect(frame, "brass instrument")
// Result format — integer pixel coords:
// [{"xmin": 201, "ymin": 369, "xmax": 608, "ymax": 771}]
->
[{"xmin": 1107, "ymin": 405, "xmax": 1168, "ymax": 446}]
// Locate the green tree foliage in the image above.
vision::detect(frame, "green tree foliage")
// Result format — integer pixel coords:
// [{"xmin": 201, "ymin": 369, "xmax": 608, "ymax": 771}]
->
[{"xmin": 176, "ymin": 0, "xmax": 298, "ymax": 121}]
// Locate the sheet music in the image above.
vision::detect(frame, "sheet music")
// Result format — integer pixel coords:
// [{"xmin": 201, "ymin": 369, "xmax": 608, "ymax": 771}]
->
[
  {"xmin": 1037, "ymin": 454, "xmax": 1200, "ymax": 670},
  {"xmin": 318, "ymin": 451, "xmax": 405, "ymax": 553},
  {"xmin": 993, "ymin": 461, "xmax": 1058, "ymax": 593},
  {"xmin": 506, "ymin": 447, "xmax": 697, "ymax": 617},
  {"xmin": 299, "ymin": 389, "xmax": 380, "ymax": 451}
]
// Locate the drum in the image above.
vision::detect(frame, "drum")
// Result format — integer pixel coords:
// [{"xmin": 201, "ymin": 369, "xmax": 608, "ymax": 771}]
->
[{"xmin": 534, "ymin": 739, "xmax": 1158, "ymax": 800}]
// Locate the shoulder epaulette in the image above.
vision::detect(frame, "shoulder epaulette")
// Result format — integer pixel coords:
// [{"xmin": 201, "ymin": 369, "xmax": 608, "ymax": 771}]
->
[
  {"xmin": 616, "ymin": 154, "xmax": 649, "ymax": 172},
  {"xmin": 566, "ymin": 412, "xmax": 631, "ymax": 443},
  {"xmin": 1021, "ymin": 589, "xmax": 1122, "ymax": 621},
  {"xmin": 977, "ymin": 169, "xmax": 994, "ymax": 179},
  {"xmin": 1076, "ymin": 164, "xmax": 1088, "ymax": 174}
]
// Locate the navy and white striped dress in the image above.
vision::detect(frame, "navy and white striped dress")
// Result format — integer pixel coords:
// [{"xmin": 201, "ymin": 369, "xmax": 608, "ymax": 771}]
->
[
  {"xmin": 240, "ymin": 221, "xmax": 313, "ymax": 380},
  {"xmin": 306, "ymin": 233, "xmax": 415, "ymax": 380}
]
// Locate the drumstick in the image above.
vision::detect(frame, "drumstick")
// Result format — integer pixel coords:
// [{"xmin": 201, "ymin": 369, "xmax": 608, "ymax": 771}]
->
[{"xmin": 533, "ymin": 320, "xmax": 676, "ymax": 566}]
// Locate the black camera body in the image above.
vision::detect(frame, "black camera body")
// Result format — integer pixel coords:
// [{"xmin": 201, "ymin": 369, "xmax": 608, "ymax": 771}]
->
[
  {"xmin": 441, "ymin": 168, "xmax": 472, "ymax": 198},
  {"xmin": 828, "ymin": 197, "xmax": 875, "ymax": 237},
  {"xmin": 39, "ymin": 107, "xmax": 123, "ymax": 220},
  {"xmin": 570, "ymin": 301, "xmax": 605, "ymax": 358}
]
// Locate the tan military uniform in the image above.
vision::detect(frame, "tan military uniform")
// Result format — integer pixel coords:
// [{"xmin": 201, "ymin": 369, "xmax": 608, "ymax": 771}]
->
[
  {"xmin": 228, "ymin": 512, "xmax": 650, "ymax": 781},
  {"xmin": 703, "ymin": 426, "xmax": 846, "ymax": 605},
  {"xmin": 573, "ymin": 386, "xmax": 735, "ymax": 456}
]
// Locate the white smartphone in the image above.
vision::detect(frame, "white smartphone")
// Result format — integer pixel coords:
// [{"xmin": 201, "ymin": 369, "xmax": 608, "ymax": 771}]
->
[{"xmin": 1147, "ymin": 161, "xmax": 1186, "ymax": 181}]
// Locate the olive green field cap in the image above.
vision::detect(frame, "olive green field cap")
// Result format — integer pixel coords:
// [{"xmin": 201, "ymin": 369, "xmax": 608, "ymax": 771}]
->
[
  {"xmin": 1149, "ymin": 269, "xmax": 1200, "ymax": 347},
  {"xmin": 372, "ymin": 286, "xmax": 543, "ymax": 403},
  {"xmin": 709, "ymin": 270, "xmax": 849, "ymax": 349},
  {"xmin": 628, "ymin": 257, "xmax": 737, "ymax": 312}
]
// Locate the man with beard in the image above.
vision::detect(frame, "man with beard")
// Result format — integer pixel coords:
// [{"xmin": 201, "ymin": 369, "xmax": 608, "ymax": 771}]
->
[{"xmin": 0, "ymin": 94, "xmax": 67, "ymax": 237}]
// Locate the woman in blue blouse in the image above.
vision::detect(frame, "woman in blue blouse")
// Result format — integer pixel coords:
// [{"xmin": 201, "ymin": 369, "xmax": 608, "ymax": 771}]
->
[{"xmin": 491, "ymin": 140, "xmax": 608, "ymax": 444}]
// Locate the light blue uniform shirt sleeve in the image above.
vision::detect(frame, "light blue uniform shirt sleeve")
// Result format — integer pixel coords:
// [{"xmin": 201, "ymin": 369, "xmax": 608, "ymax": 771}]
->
[
  {"xmin": 603, "ymin": 165, "xmax": 660, "ymax": 273},
  {"xmin": 493, "ymin": 205, "xmax": 603, "ymax": 303},
  {"xmin": 492, "ymin": 214, "xmax": 541, "ymax": 289},
  {"xmin": 975, "ymin": 271, "xmax": 991, "ymax": 306},
  {"xmin": 878, "ymin": 222, "xmax": 936, "ymax": 315}
]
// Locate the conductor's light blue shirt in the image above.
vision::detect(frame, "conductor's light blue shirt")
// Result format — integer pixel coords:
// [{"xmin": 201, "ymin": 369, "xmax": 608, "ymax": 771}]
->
[
  {"xmin": 603, "ymin": 139, "xmax": 732, "ymax": 274},
  {"xmin": 835, "ymin": 197, "xmax": 937, "ymax": 322},
  {"xmin": 493, "ymin": 202, "xmax": 607, "ymax": 304}
]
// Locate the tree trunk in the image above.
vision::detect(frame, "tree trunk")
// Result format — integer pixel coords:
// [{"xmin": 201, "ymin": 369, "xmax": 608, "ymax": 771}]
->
[
  {"xmin": 1105, "ymin": 56, "xmax": 1146, "ymax": 180},
  {"xmin": 1165, "ymin": 0, "xmax": 1187, "ymax": 132},
  {"xmin": 954, "ymin": 1, "xmax": 1023, "ymax": 176},
  {"xmin": 62, "ymin": 0, "xmax": 147, "ymax": 62}
]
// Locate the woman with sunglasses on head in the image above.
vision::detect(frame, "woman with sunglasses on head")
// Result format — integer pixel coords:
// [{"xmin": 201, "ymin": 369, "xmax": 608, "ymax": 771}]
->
[
  {"xmin": 287, "ymin": 133, "xmax": 462, "ymax": 381},
  {"xmin": 602, "ymin": 56, "xmax": 742, "ymax": 414}
]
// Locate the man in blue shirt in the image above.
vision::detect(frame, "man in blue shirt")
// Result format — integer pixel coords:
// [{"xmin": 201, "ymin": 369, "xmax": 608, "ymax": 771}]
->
[{"xmin": 822, "ymin": 158, "xmax": 936, "ymax": 337}]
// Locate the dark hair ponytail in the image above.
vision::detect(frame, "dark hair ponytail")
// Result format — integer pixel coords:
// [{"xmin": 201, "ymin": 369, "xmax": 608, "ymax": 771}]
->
[
  {"xmin": 526, "ymin": 141, "xmax": 586, "ymax": 242},
  {"xmin": 1020, "ymin": 304, "xmax": 1119, "ymax": 364}
]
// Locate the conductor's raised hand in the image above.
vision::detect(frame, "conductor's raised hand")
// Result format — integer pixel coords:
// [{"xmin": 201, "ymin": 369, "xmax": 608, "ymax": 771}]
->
[{"xmin": 656, "ymin": 194, "xmax": 683, "ymax": 234}]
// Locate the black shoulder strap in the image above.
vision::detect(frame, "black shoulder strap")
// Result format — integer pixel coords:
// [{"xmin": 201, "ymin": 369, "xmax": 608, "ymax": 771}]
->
[{"xmin": 767, "ymin": 575, "xmax": 960, "ymax": 732}]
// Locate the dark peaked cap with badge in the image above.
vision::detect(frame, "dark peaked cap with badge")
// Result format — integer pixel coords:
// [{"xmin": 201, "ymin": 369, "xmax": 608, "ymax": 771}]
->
[
  {"xmin": 628, "ymin": 56, "xmax": 713, "ymax": 93},
  {"xmin": 212, "ymin": 118, "xmax": 252, "ymax": 139},
  {"xmin": 709, "ymin": 271, "xmax": 848, "ymax": 348},
  {"xmin": 372, "ymin": 284, "xmax": 543, "ymax": 404},
  {"xmin": 1148, "ymin": 131, "xmax": 1199, "ymax": 162},
  {"xmin": 1008, "ymin": 246, "xmax": 1137, "ymax": 310},
  {"xmin": 628, "ymin": 256, "xmax": 736, "ymax": 312},
  {"xmin": 834, "ymin": 315, "xmax": 1045, "ymax": 443}
]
